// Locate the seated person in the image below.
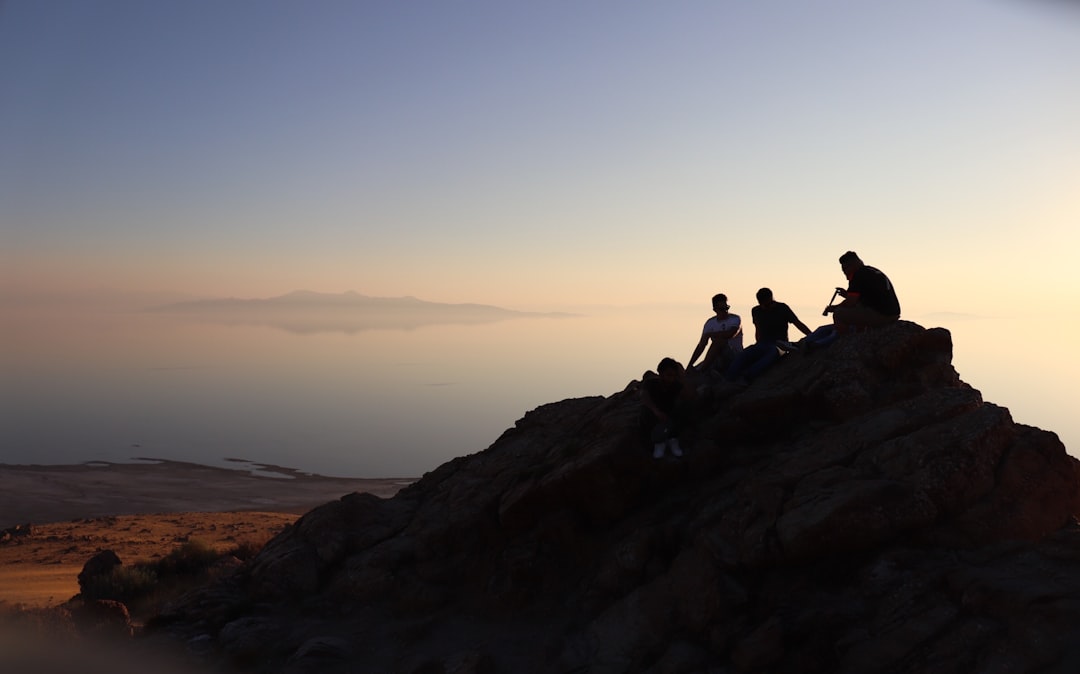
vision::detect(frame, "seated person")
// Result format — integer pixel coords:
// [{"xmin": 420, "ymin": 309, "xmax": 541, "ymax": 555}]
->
[
  {"xmin": 639, "ymin": 357, "xmax": 692, "ymax": 459},
  {"xmin": 727, "ymin": 288, "xmax": 811, "ymax": 382},
  {"xmin": 826, "ymin": 251, "xmax": 901, "ymax": 332},
  {"xmin": 687, "ymin": 293, "xmax": 743, "ymax": 375}
]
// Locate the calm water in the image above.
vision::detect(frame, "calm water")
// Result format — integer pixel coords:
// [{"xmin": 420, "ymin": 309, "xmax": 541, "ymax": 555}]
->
[{"xmin": 3, "ymin": 305, "xmax": 1076, "ymax": 477}]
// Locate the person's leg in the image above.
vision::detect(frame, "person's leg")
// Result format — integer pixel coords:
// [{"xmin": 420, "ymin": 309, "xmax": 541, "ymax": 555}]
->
[
  {"xmin": 650, "ymin": 421, "xmax": 671, "ymax": 458},
  {"xmin": 666, "ymin": 407, "xmax": 688, "ymax": 457},
  {"xmin": 744, "ymin": 344, "xmax": 781, "ymax": 381},
  {"xmin": 728, "ymin": 342, "xmax": 767, "ymax": 381},
  {"xmin": 833, "ymin": 305, "xmax": 898, "ymax": 330},
  {"xmin": 801, "ymin": 325, "xmax": 837, "ymax": 352},
  {"xmin": 725, "ymin": 346, "xmax": 753, "ymax": 380},
  {"xmin": 816, "ymin": 327, "xmax": 839, "ymax": 346},
  {"xmin": 701, "ymin": 342, "xmax": 732, "ymax": 375},
  {"xmin": 805, "ymin": 325, "xmax": 836, "ymax": 343}
]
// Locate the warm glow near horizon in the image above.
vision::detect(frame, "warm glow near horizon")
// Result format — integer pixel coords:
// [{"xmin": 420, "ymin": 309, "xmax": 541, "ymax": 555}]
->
[{"xmin": 1, "ymin": 2, "xmax": 1077, "ymax": 313}]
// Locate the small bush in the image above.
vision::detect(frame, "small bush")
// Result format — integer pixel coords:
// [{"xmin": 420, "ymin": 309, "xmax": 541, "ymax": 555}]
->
[
  {"xmin": 155, "ymin": 538, "xmax": 220, "ymax": 576},
  {"xmin": 227, "ymin": 538, "xmax": 267, "ymax": 562},
  {"xmin": 81, "ymin": 565, "xmax": 159, "ymax": 602}
]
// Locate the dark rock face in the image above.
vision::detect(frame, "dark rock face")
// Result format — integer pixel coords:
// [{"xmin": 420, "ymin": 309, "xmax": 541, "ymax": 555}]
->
[
  {"xmin": 153, "ymin": 322, "xmax": 1080, "ymax": 673},
  {"xmin": 77, "ymin": 550, "xmax": 123, "ymax": 594}
]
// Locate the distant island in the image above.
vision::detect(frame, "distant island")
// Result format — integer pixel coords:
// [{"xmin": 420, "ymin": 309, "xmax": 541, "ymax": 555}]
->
[{"xmin": 146, "ymin": 290, "xmax": 576, "ymax": 334}]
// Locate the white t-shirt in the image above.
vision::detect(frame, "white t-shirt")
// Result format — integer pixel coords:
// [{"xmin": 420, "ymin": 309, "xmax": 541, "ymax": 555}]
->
[{"xmin": 702, "ymin": 314, "xmax": 743, "ymax": 352}]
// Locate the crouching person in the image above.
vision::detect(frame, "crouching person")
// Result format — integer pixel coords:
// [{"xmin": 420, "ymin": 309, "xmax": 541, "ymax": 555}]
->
[{"xmin": 639, "ymin": 357, "xmax": 694, "ymax": 459}]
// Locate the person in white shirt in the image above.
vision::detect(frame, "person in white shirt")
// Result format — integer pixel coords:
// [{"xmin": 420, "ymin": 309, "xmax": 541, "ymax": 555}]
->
[{"xmin": 688, "ymin": 293, "xmax": 743, "ymax": 375}]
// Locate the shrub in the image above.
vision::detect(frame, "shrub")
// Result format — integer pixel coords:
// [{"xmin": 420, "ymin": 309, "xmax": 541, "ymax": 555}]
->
[
  {"xmin": 81, "ymin": 565, "xmax": 158, "ymax": 602},
  {"xmin": 155, "ymin": 538, "xmax": 220, "ymax": 576},
  {"xmin": 226, "ymin": 538, "xmax": 268, "ymax": 562}
]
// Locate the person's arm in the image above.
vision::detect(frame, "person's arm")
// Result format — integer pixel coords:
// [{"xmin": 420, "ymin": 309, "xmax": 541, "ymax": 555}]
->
[
  {"xmin": 825, "ymin": 295, "xmax": 858, "ymax": 313},
  {"xmin": 786, "ymin": 306, "xmax": 812, "ymax": 336},
  {"xmin": 728, "ymin": 316, "xmax": 743, "ymax": 342},
  {"xmin": 688, "ymin": 335, "xmax": 709, "ymax": 368},
  {"xmin": 792, "ymin": 317, "xmax": 812, "ymax": 336},
  {"xmin": 842, "ymin": 271, "xmax": 864, "ymax": 304}
]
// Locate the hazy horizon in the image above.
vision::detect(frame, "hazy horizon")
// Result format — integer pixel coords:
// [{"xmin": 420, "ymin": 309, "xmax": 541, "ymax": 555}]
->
[{"xmin": 6, "ymin": 303, "xmax": 1077, "ymax": 478}]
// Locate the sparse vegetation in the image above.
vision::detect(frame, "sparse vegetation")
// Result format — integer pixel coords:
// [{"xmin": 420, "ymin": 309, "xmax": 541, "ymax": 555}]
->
[
  {"xmin": 81, "ymin": 565, "xmax": 159, "ymax": 603},
  {"xmin": 154, "ymin": 538, "xmax": 219, "ymax": 576},
  {"xmin": 226, "ymin": 536, "xmax": 271, "ymax": 561},
  {"xmin": 80, "ymin": 538, "xmax": 244, "ymax": 613}
]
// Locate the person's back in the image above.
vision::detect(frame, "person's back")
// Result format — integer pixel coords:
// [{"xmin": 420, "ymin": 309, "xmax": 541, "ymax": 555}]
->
[
  {"xmin": 850, "ymin": 264, "xmax": 900, "ymax": 317},
  {"xmin": 752, "ymin": 300, "xmax": 801, "ymax": 344}
]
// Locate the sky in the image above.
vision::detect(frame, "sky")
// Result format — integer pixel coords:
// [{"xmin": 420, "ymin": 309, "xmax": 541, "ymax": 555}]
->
[{"xmin": 1, "ymin": 0, "xmax": 1078, "ymax": 315}]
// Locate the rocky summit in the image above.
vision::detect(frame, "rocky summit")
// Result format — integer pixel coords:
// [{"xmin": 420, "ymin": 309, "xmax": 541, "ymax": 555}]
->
[{"xmin": 152, "ymin": 321, "xmax": 1080, "ymax": 674}]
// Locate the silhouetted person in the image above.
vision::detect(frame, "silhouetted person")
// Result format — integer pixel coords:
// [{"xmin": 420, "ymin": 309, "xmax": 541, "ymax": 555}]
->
[
  {"xmin": 688, "ymin": 293, "xmax": 743, "ymax": 375},
  {"xmin": 727, "ymin": 288, "xmax": 811, "ymax": 382},
  {"xmin": 639, "ymin": 357, "xmax": 692, "ymax": 459},
  {"xmin": 825, "ymin": 251, "xmax": 900, "ymax": 332}
]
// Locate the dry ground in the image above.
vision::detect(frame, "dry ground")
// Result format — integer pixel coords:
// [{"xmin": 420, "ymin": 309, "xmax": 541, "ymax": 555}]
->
[
  {"xmin": 0, "ymin": 511, "xmax": 298, "ymax": 607},
  {"xmin": 0, "ymin": 461, "xmax": 413, "ymax": 608}
]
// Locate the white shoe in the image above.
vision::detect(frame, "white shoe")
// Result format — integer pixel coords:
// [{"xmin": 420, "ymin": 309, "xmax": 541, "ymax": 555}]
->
[
  {"xmin": 652, "ymin": 443, "xmax": 666, "ymax": 459},
  {"xmin": 668, "ymin": 439, "xmax": 683, "ymax": 458}
]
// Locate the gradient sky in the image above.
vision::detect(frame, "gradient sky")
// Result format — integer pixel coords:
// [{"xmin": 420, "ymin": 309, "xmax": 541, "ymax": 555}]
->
[{"xmin": 2, "ymin": 0, "xmax": 1078, "ymax": 314}]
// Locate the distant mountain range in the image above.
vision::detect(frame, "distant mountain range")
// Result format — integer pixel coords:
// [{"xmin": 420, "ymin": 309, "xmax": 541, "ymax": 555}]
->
[{"xmin": 146, "ymin": 291, "xmax": 574, "ymax": 334}]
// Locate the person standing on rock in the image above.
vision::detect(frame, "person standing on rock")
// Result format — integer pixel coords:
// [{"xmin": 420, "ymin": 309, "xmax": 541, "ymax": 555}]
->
[
  {"xmin": 825, "ymin": 251, "xmax": 901, "ymax": 332},
  {"xmin": 640, "ymin": 357, "xmax": 692, "ymax": 459},
  {"xmin": 688, "ymin": 293, "xmax": 743, "ymax": 375},
  {"xmin": 726, "ymin": 287, "xmax": 812, "ymax": 383}
]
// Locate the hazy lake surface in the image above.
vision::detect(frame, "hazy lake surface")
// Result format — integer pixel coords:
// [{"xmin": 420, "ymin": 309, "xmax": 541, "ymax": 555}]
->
[{"xmin": 3, "ymin": 305, "xmax": 1076, "ymax": 477}]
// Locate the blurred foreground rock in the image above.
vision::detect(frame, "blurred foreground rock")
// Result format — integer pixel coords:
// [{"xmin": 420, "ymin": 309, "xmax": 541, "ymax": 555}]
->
[{"xmin": 151, "ymin": 321, "xmax": 1080, "ymax": 673}]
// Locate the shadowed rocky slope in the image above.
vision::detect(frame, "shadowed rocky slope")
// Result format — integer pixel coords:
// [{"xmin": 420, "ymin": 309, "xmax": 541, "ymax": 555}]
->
[{"xmin": 152, "ymin": 321, "xmax": 1080, "ymax": 673}]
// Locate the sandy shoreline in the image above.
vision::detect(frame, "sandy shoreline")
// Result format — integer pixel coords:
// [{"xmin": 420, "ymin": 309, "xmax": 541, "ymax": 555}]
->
[{"xmin": 0, "ymin": 459, "xmax": 416, "ymax": 527}]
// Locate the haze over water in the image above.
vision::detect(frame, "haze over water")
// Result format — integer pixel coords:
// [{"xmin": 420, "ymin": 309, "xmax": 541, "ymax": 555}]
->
[{"xmin": 3, "ymin": 298, "xmax": 1076, "ymax": 478}]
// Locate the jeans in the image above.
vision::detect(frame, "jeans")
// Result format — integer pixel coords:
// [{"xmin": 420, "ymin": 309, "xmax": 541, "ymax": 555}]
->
[
  {"xmin": 640, "ymin": 400, "xmax": 691, "ymax": 443},
  {"xmin": 726, "ymin": 341, "xmax": 781, "ymax": 382},
  {"xmin": 804, "ymin": 325, "xmax": 838, "ymax": 348}
]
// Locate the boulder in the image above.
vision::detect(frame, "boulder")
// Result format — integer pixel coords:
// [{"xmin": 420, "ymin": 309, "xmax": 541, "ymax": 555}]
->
[{"xmin": 77, "ymin": 550, "xmax": 123, "ymax": 594}]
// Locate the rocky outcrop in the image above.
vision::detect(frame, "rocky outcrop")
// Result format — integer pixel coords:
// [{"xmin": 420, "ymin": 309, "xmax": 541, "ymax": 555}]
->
[
  {"xmin": 152, "ymin": 321, "xmax": 1080, "ymax": 673},
  {"xmin": 0, "ymin": 523, "xmax": 34, "ymax": 544},
  {"xmin": 77, "ymin": 550, "xmax": 123, "ymax": 594}
]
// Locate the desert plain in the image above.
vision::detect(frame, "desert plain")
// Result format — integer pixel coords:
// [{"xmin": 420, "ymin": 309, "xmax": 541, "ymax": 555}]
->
[{"xmin": 0, "ymin": 460, "xmax": 413, "ymax": 608}]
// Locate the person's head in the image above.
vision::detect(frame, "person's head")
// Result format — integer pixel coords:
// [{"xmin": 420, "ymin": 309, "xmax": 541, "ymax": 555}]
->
[
  {"xmin": 755, "ymin": 288, "xmax": 773, "ymax": 305},
  {"xmin": 711, "ymin": 293, "xmax": 729, "ymax": 314},
  {"xmin": 656, "ymin": 357, "xmax": 683, "ymax": 384},
  {"xmin": 839, "ymin": 251, "xmax": 863, "ymax": 276}
]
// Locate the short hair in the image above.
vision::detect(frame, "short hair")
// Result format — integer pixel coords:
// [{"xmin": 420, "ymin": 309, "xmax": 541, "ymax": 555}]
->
[
  {"xmin": 711, "ymin": 293, "xmax": 728, "ymax": 307},
  {"xmin": 839, "ymin": 251, "xmax": 861, "ymax": 265},
  {"xmin": 657, "ymin": 357, "xmax": 681, "ymax": 374},
  {"xmin": 756, "ymin": 287, "xmax": 773, "ymax": 303}
]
